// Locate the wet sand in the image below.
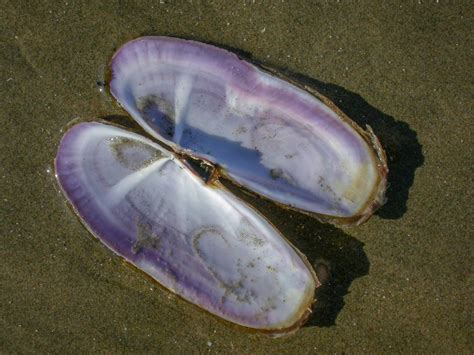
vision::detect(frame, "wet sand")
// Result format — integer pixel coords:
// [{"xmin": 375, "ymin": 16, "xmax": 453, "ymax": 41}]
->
[{"xmin": 1, "ymin": 1, "xmax": 472, "ymax": 353}]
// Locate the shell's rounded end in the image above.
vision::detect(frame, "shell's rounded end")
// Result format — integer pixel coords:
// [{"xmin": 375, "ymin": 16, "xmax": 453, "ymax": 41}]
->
[
  {"xmin": 309, "ymin": 124, "xmax": 388, "ymax": 227},
  {"xmin": 265, "ymin": 305, "xmax": 315, "ymax": 338},
  {"xmin": 352, "ymin": 125, "xmax": 389, "ymax": 225}
]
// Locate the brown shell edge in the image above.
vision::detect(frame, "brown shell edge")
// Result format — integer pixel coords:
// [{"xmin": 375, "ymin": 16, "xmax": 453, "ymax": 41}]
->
[{"xmin": 306, "ymin": 88, "xmax": 388, "ymax": 226}]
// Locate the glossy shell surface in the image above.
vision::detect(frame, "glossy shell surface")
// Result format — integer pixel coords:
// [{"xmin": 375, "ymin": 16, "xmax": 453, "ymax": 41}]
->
[
  {"xmin": 55, "ymin": 122, "xmax": 318, "ymax": 334},
  {"xmin": 110, "ymin": 36, "xmax": 387, "ymax": 224}
]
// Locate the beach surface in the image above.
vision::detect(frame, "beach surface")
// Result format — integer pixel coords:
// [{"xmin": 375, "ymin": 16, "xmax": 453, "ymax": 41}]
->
[{"xmin": 1, "ymin": 1, "xmax": 472, "ymax": 352}]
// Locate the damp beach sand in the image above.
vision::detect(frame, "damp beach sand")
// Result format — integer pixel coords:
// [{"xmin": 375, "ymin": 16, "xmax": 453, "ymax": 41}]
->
[{"xmin": 1, "ymin": 1, "xmax": 472, "ymax": 353}]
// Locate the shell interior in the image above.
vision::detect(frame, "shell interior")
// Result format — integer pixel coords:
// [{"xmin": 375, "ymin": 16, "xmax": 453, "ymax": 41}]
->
[
  {"xmin": 109, "ymin": 37, "xmax": 386, "ymax": 221},
  {"xmin": 55, "ymin": 122, "xmax": 318, "ymax": 333},
  {"xmin": 55, "ymin": 36, "xmax": 389, "ymax": 334}
]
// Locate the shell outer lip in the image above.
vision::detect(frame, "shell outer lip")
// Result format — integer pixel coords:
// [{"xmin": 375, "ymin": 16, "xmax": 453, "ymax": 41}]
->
[{"xmin": 120, "ymin": 256, "xmax": 318, "ymax": 338}]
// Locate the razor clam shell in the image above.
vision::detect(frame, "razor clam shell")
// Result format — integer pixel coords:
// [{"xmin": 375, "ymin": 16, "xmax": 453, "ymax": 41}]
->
[
  {"xmin": 55, "ymin": 122, "xmax": 318, "ymax": 334},
  {"xmin": 109, "ymin": 37, "xmax": 387, "ymax": 224}
]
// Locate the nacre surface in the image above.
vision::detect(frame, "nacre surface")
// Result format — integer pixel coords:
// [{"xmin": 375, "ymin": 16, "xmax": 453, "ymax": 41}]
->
[
  {"xmin": 55, "ymin": 122, "xmax": 318, "ymax": 334},
  {"xmin": 55, "ymin": 37, "xmax": 389, "ymax": 335},
  {"xmin": 109, "ymin": 36, "xmax": 387, "ymax": 224}
]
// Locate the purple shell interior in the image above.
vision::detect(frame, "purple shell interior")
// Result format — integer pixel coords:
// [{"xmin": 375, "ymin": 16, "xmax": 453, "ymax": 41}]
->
[
  {"xmin": 55, "ymin": 122, "xmax": 317, "ymax": 333},
  {"xmin": 109, "ymin": 37, "xmax": 385, "ymax": 221}
]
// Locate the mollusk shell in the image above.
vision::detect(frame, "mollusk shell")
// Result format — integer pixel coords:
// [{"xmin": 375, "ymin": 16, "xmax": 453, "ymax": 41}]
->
[
  {"xmin": 109, "ymin": 36, "xmax": 387, "ymax": 225},
  {"xmin": 55, "ymin": 122, "xmax": 318, "ymax": 335},
  {"xmin": 55, "ymin": 37, "xmax": 389, "ymax": 335}
]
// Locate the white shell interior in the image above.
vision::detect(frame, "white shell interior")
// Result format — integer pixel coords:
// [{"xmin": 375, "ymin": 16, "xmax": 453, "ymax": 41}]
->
[
  {"xmin": 57, "ymin": 122, "xmax": 316, "ymax": 330},
  {"xmin": 110, "ymin": 40, "xmax": 380, "ymax": 218}
]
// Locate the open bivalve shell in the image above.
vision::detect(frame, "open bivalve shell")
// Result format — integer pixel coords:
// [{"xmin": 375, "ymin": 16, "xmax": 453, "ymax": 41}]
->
[{"xmin": 55, "ymin": 36, "xmax": 388, "ymax": 336}]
